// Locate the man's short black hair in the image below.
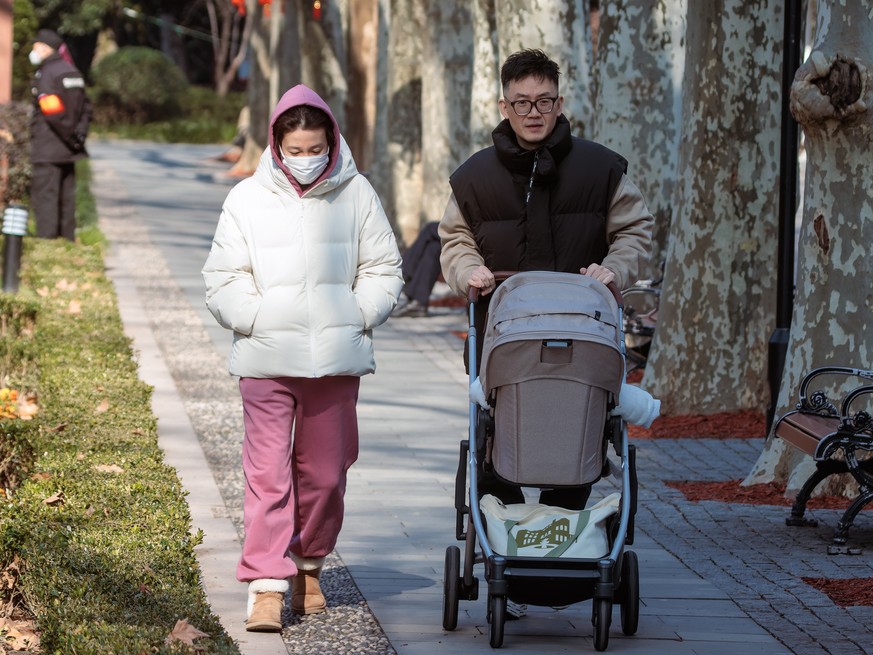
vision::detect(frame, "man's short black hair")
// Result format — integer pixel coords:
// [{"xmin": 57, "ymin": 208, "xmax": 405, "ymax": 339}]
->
[{"xmin": 500, "ymin": 49, "xmax": 561, "ymax": 93}]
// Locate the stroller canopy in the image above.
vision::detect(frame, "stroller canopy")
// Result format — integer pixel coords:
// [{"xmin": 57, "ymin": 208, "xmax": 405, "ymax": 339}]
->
[
  {"xmin": 480, "ymin": 271, "xmax": 624, "ymax": 397},
  {"xmin": 479, "ymin": 272, "xmax": 626, "ymax": 487}
]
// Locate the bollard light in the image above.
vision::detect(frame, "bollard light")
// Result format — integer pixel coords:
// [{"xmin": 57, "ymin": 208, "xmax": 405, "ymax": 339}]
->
[
  {"xmin": 2, "ymin": 204, "xmax": 28, "ymax": 237},
  {"xmin": 2, "ymin": 203, "xmax": 28, "ymax": 293}
]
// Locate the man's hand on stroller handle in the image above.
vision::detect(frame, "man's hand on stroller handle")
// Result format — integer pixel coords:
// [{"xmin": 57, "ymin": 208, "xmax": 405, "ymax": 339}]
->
[
  {"xmin": 467, "ymin": 265, "xmax": 496, "ymax": 297},
  {"xmin": 580, "ymin": 263, "xmax": 616, "ymax": 286},
  {"xmin": 466, "ymin": 266, "xmax": 621, "ymax": 303}
]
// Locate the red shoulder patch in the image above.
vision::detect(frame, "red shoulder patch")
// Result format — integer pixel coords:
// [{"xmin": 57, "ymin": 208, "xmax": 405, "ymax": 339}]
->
[{"xmin": 38, "ymin": 94, "xmax": 65, "ymax": 115}]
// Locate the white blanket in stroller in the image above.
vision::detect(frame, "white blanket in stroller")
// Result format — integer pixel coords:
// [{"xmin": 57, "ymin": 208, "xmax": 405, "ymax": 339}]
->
[
  {"xmin": 610, "ymin": 383, "xmax": 660, "ymax": 428},
  {"xmin": 480, "ymin": 493, "xmax": 621, "ymax": 559}
]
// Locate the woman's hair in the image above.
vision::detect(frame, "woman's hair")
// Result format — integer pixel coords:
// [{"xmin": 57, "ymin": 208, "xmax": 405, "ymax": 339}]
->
[{"xmin": 273, "ymin": 104, "xmax": 335, "ymax": 151}]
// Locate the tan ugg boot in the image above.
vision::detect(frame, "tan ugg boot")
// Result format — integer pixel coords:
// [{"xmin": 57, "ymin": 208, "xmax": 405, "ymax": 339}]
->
[
  {"xmin": 291, "ymin": 568, "xmax": 326, "ymax": 615},
  {"xmin": 246, "ymin": 579, "xmax": 288, "ymax": 632}
]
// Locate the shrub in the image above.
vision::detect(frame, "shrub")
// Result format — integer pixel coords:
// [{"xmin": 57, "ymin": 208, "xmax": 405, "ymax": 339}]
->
[
  {"xmin": 90, "ymin": 47, "xmax": 189, "ymax": 124},
  {"xmin": 0, "ymin": 293, "xmax": 38, "ymax": 496},
  {"xmin": 0, "ymin": 102, "xmax": 32, "ymax": 206},
  {"xmin": 90, "ymin": 86, "xmax": 245, "ymax": 145},
  {"xmin": 0, "ymin": 239, "xmax": 238, "ymax": 653}
]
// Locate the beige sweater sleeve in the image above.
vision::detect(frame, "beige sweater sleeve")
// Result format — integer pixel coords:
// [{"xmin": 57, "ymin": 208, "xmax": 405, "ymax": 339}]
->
[
  {"xmin": 601, "ymin": 174, "xmax": 654, "ymax": 291},
  {"xmin": 438, "ymin": 193, "xmax": 483, "ymax": 297}
]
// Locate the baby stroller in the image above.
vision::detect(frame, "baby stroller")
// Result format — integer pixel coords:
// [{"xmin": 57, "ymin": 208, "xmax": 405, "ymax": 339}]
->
[{"xmin": 442, "ymin": 271, "xmax": 640, "ymax": 651}]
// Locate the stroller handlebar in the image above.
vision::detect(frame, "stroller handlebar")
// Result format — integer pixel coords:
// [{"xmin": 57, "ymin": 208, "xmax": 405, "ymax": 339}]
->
[{"xmin": 467, "ymin": 271, "xmax": 623, "ymax": 306}]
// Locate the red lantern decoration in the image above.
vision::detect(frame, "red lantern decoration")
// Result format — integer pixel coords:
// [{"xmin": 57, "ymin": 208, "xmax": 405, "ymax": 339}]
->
[
  {"xmin": 231, "ymin": 0, "xmax": 245, "ymax": 16},
  {"xmin": 259, "ymin": 0, "xmax": 271, "ymax": 18},
  {"xmin": 313, "ymin": 1, "xmax": 322, "ymax": 20}
]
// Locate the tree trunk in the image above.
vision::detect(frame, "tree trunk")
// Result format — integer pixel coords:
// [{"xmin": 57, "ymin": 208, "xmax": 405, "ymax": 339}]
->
[
  {"xmin": 368, "ymin": 0, "xmax": 424, "ymax": 245},
  {"xmin": 298, "ymin": 0, "xmax": 348, "ymax": 132},
  {"xmin": 494, "ymin": 0, "xmax": 593, "ymax": 137},
  {"xmin": 469, "ymin": 0, "xmax": 500, "ymax": 154},
  {"xmin": 368, "ymin": 0, "xmax": 392, "ymax": 228},
  {"xmin": 231, "ymin": 0, "xmax": 301, "ymax": 176},
  {"xmin": 591, "ymin": 0, "xmax": 686, "ymax": 282},
  {"xmin": 207, "ymin": 0, "xmax": 252, "ymax": 97},
  {"xmin": 420, "ymin": 1, "xmax": 473, "ymax": 230},
  {"xmin": 344, "ymin": 0, "xmax": 377, "ymax": 170},
  {"xmin": 642, "ymin": 1, "xmax": 782, "ymax": 415},
  {"xmin": 745, "ymin": 1, "xmax": 873, "ymax": 495}
]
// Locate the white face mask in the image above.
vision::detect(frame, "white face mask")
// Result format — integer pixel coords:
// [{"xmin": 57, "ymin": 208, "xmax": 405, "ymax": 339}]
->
[
  {"xmin": 29, "ymin": 50, "xmax": 44, "ymax": 66},
  {"xmin": 282, "ymin": 151, "xmax": 330, "ymax": 185}
]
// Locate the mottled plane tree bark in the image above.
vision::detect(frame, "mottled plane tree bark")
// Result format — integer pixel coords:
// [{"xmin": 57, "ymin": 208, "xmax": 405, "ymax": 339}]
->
[
  {"xmin": 591, "ymin": 0, "xmax": 686, "ymax": 281},
  {"xmin": 419, "ymin": 1, "xmax": 473, "ymax": 228},
  {"xmin": 469, "ymin": 0, "xmax": 500, "ymax": 154},
  {"xmin": 494, "ymin": 0, "xmax": 593, "ymax": 136},
  {"xmin": 746, "ymin": 1, "xmax": 873, "ymax": 495},
  {"xmin": 370, "ymin": 0, "xmax": 424, "ymax": 244},
  {"xmin": 642, "ymin": 1, "xmax": 782, "ymax": 415}
]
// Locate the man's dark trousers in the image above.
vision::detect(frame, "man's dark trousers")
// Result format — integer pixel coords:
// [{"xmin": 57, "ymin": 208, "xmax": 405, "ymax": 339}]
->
[{"xmin": 32, "ymin": 162, "xmax": 77, "ymax": 241}]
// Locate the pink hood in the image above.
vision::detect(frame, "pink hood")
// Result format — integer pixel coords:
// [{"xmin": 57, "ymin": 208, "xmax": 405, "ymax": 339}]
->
[{"xmin": 269, "ymin": 84, "xmax": 342, "ymax": 191}]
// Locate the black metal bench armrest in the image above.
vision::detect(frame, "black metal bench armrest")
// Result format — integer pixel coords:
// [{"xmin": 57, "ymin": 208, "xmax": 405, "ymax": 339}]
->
[{"xmin": 796, "ymin": 366, "xmax": 873, "ymax": 415}]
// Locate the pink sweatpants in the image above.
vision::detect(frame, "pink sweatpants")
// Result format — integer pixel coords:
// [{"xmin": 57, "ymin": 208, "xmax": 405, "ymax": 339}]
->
[{"xmin": 236, "ymin": 376, "xmax": 360, "ymax": 582}]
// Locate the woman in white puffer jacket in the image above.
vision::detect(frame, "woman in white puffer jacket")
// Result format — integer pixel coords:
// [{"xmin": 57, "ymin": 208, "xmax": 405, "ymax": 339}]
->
[{"xmin": 202, "ymin": 84, "xmax": 402, "ymax": 632}]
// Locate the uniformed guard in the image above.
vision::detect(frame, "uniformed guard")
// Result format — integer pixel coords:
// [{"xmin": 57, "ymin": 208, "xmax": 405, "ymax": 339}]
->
[{"xmin": 29, "ymin": 28, "xmax": 91, "ymax": 241}]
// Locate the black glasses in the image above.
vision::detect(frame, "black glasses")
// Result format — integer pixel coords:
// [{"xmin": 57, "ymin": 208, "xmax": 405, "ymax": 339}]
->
[{"xmin": 506, "ymin": 97, "xmax": 558, "ymax": 116}]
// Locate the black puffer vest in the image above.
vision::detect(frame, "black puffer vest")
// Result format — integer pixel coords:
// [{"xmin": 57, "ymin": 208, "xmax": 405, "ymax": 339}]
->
[{"xmin": 450, "ymin": 115, "xmax": 627, "ymax": 274}]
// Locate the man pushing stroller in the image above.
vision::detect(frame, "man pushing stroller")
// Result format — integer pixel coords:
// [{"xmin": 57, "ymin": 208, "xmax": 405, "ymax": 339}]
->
[{"xmin": 439, "ymin": 48, "xmax": 654, "ymax": 512}]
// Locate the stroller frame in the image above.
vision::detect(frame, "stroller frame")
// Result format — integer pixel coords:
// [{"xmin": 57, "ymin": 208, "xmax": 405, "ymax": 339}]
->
[{"xmin": 442, "ymin": 271, "xmax": 640, "ymax": 651}]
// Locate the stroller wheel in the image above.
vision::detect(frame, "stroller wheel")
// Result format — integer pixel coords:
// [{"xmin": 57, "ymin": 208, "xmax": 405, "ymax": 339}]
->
[
  {"xmin": 488, "ymin": 594, "xmax": 506, "ymax": 648},
  {"xmin": 619, "ymin": 550, "xmax": 640, "ymax": 636},
  {"xmin": 442, "ymin": 546, "xmax": 461, "ymax": 631},
  {"xmin": 593, "ymin": 598, "xmax": 612, "ymax": 652}
]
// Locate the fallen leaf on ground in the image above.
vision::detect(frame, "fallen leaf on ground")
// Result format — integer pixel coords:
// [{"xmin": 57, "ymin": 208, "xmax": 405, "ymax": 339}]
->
[
  {"xmin": 36, "ymin": 287, "xmax": 49, "ymax": 297},
  {"xmin": 94, "ymin": 464, "xmax": 125, "ymax": 474},
  {"xmin": 67, "ymin": 299, "xmax": 82, "ymax": 314},
  {"xmin": 1, "ymin": 555, "xmax": 22, "ymax": 591},
  {"xmin": 95, "ymin": 399, "xmax": 110, "ymax": 413},
  {"xmin": 43, "ymin": 491, "xmax": 65, "ymax": 506},
  {"xmin": 55, "ymin": 278, "xmax": 78, "ymax": 291},
  {"xmin": 16, "ymin": 392, "xmax": 39, "ymax": 420},
  {"xmin": 165, "ymin": 619, "xmax": 208, "ymax": 646},
  {"xmin": 0, "ymin": 616, "xmax": 40, "ymax": 650}
]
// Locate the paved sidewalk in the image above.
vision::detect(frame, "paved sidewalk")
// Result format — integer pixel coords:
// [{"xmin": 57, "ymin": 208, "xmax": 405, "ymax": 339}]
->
[{"xmin": 90, "ymin": 140, "xmax": 872, "ymax": 655}]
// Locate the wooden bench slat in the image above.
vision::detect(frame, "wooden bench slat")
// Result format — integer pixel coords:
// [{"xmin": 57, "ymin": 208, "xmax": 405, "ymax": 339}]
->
[{"xmin": 774, "ymin": 412, "xmax": 840, "ymax": 456}]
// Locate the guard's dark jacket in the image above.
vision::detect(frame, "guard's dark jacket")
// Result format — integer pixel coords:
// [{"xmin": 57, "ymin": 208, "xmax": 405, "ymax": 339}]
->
[{"xmin": 30, "ymin": 53, "xmax": 91, "ymax": 164}]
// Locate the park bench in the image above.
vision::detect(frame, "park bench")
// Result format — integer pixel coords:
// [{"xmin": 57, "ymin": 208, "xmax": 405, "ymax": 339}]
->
[{"xmin": 774, "ymin": 366, "xmax": 873, "ymax": 554}]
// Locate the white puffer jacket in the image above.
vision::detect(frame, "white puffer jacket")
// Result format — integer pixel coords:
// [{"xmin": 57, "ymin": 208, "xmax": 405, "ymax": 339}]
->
[{"xmin": 203, "ymin": 87, "xmax": 402, "ymax": 378}]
